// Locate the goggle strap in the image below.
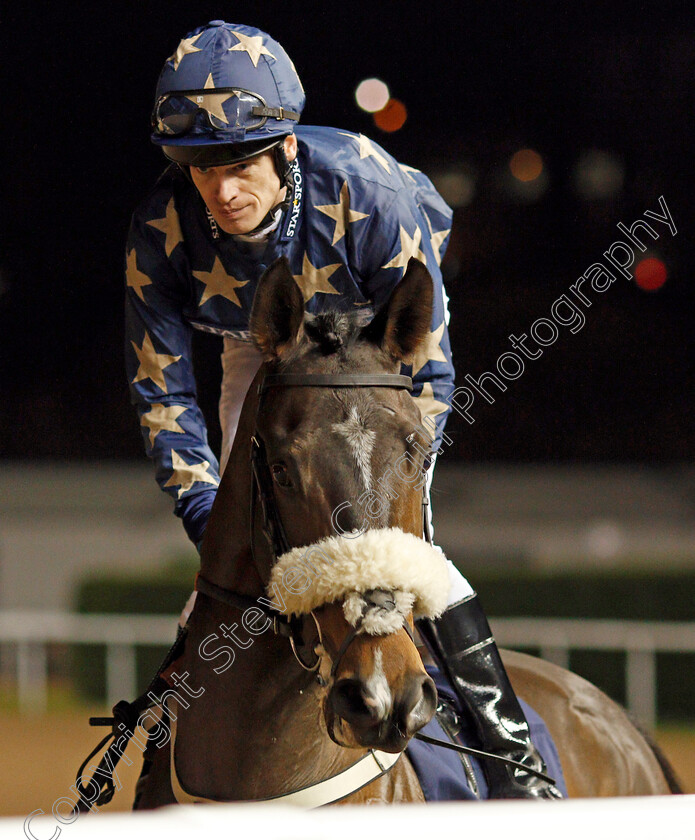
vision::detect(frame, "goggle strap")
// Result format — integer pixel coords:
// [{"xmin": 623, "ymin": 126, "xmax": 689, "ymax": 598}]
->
[{"xmin": 251, "ymin": 105, "xmax": 300, "ymax": 121}]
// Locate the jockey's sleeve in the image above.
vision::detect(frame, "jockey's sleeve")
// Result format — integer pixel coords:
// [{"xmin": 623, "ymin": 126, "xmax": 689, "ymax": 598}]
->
[
  {"xmin": 356, "ymin": 171, "xmax": 455, "ymax": 452},
  {"xmin": 124, "ymin": 209, "xmax": 219, "ymax": 546}
]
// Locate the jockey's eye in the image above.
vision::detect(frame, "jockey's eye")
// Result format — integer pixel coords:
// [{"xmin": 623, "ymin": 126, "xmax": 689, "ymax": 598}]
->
[{"xmin": 271, "ymin": 462, "xmax": 293, "ymax": 489}]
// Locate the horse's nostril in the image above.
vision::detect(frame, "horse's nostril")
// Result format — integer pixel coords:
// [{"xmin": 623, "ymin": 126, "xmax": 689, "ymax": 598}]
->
[
  {"xmin": 421, "ymin": 675, "xmax": 437, "ymax": 711},
  {"xmin": 332, "ymin": 678, "xmax": 372, "ymax": 720},
  {"xmin": 400, "ymin": 674, "xmax": 437, "ymax": 735}
]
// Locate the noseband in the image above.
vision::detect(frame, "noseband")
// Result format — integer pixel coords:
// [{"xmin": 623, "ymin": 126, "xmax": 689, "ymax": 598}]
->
[{"xmin": 196, "ymin": 371, "xmax": 423, "ymax": 674}]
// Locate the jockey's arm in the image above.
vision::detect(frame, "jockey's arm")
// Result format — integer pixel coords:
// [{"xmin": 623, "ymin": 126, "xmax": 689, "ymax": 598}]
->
[{"xmin": 124, "ymin": 208, "xmax": 219, "ymax": 547}]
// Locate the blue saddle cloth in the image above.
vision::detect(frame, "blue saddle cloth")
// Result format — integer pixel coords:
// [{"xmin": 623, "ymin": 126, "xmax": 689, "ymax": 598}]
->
[{"xmin": 405, "ymin": 666, "xmax": 568, "ymax": 801}]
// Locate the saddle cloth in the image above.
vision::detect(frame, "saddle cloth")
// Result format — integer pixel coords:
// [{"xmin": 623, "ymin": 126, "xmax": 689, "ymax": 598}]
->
[{"xmin": 405, "ymin": 666, "xmax": 569, "ymax": 801}]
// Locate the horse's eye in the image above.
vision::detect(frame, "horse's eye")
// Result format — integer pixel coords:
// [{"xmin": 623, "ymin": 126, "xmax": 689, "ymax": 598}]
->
[{"xmin": 271, "ymin": 463, "xmax": 293, "ymax": 488}]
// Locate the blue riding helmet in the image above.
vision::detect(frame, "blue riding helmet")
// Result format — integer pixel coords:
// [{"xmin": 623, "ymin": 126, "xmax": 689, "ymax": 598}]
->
[{"xmin": 151, "ymin": 21, "xmax": 305, "ymax": 168}]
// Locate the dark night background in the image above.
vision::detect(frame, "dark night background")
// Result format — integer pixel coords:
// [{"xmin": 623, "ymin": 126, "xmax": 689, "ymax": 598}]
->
[{"xmin": 2, "ymin": 1, "xmax": 693, "ymax": 464}]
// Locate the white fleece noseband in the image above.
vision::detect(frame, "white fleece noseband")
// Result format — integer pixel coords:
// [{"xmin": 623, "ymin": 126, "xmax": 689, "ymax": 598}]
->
[{"xmin": 267, "ymin": 527, "xmax": 450, "ymax": 631}]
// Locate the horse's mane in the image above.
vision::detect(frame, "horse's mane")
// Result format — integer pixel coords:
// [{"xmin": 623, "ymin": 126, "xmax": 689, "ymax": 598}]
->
[{"xmin": 283, "ymin": 309, "xmax": 374, "ymax": 361}]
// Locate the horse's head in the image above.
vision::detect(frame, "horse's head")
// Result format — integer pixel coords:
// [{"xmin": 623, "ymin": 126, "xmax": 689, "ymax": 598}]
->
[{"xmin": 248, "ymin": 256, "xmax": 447, "ymax": 752}]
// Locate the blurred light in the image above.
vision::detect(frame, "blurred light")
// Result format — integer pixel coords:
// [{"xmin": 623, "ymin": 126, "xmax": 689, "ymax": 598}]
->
[
  {"xmin": 373, "ymin": 98, "xmax": 407, "ymax": 132},
  {"xmin": 586, "ymin": 520, "xmax": 624, "ymax": 561},
  {"xmin": 431, "ymin": 166, "xmax": 476, "ymax": 208},
  {"xmin": 509, "ymin": 148, "xmax": 543, "ymax": 182},
  {"xmin": 573, "ymin": 149, "xmax": 624, "ymax": 200},
  {"xmin": 355, "ymin": 78, "xmax": 390, "ymax": 113},
  {"xmin": 634, "ymin": 256, "xmax": 668, "ymax": 291}
]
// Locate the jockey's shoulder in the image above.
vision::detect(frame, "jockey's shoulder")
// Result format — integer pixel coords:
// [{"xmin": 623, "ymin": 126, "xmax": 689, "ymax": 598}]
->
[
  {"xmin": 295, "ymin": 124, "xmax": 419, "ymax": 196},
  {"xmin": 132, "ymin": 164, "xmax": 191, "ymax": 225}
]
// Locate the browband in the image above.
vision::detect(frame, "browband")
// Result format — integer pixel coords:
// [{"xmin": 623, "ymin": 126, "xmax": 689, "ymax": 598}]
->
[{"xmin": 259, "ymin": 374, "xmax": 413, "ymax": 394}]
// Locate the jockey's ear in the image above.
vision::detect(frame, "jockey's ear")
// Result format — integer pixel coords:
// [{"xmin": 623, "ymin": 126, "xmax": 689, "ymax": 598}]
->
[
  {"xmin": 363, "ymin": 258, "xmax": 434, "ymax": 362},
  {"xmin": 250, "ymin": 257, "xmax": 305, "ymax": 359}
]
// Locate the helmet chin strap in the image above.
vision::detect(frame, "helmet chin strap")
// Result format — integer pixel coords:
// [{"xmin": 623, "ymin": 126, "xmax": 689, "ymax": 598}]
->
[{"xmin": 237, "ymin": 141, "xmax": 293, "ymax": 238}]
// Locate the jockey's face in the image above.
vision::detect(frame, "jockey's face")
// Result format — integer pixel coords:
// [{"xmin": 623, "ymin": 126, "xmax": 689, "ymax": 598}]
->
[{"xmin": 189, "ymin": 134, "xmax": 297, "ymax": 235}]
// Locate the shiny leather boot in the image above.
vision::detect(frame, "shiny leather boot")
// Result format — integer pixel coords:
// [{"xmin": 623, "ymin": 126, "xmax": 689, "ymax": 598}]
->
[{"xmin": 417, "ymin": 593, "xmax": 563, "ymax": 799}]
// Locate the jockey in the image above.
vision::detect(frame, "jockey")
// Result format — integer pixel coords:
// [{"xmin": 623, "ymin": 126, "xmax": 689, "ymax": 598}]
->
[{"xmin": 126, "ymin": 20, "xmax": 562, "ymax": 799}]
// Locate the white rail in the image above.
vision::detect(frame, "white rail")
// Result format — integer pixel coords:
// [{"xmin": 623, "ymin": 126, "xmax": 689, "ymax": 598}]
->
[
  {"xmin": 2, "ymin": 610, "xmax": 694, "ymax": 726},
  {"xmin": 8, "ymin": 796, "xmax": 695, "ymax": 837}
]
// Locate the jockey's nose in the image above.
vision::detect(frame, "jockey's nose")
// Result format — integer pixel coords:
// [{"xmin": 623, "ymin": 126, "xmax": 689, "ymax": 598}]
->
[{"xmin": 215, "ymin": 173, "xmax": 240, "ymax": 205}]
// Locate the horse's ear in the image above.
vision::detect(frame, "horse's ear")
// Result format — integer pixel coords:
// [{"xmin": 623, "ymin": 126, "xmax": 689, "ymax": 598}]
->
[
  {"xmin": 363, "ymin": 258, "xmax": 434, "ymax": 361},
  {"xmin": 250, "ymin": 257, "xmax": 305, "ymax": 360}
]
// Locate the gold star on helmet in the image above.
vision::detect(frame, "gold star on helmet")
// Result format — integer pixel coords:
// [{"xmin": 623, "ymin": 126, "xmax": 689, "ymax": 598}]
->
[
  {"xmin": 168, "ymin": 33, "xmax": 202, "ymax": 71},
  {"xmin": 413, "ymin": 383, "xmax": 450, "ymax": 440},
  {"xmin": 315, "ymin": 181, "xmax": 370, "ymax": 246},
  {"xmin": 293, "ymin": 253, "xmax": 341, "ymax": 303},
  {"xmin": 164, "ymin": 450, "xmax": 219, "ymax": 499},
  {"xmin": 141, "ymin": 403, "xmax": 187, "ymax": 447},
  {"xmin": 381, "ymin": 225, "xmax": 426, "ymax": 274},
  {"xmin": 184, "ymin": 73, "xmax": 236, "ymax": 125},
  {"xmin": 126, "ymin": 248, "xmax": 152, "ymax": 302},
  {"xmin": 424, "ymin": 212, "xmax": 451, "ymax": 267},
  {"xmin": 411, "ymin": 321, "xmax": 448, "ymax": 377},
  {"xmin": 228, "ymin": 30, "xmax": 276, "ymax": 67},
  {"xmin": 131, "ymin": 332, "xmax": 181, "ymax": 393},
  {"xmin": 146, "ymin": 197, "xmax": 184, "ymax": 257},
  {"xmin": 338, "ymin": 132, "xmax": 391, "ymax": 173},
  {"xmin": 193, "ymin": 256, "xmax": 248, "ymax": 307}
]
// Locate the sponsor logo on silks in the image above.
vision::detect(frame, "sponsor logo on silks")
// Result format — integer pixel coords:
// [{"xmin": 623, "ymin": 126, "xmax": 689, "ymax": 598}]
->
[
  {"xmin": 205, "ymin": 206, "xmax": 221, "ymax": 241},
  {"xmin": 281, "ymin": 160, "xmax": 303, "ymax": 242}
]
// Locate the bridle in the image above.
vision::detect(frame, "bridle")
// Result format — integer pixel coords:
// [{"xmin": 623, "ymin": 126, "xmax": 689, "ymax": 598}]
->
[
  {"xmin": 75, "ymin": 369, "xmax": 556, "ymax": 812},
  {"xmin": 195, "ymin": 370, "xmax": 421, "ymax": 678}
]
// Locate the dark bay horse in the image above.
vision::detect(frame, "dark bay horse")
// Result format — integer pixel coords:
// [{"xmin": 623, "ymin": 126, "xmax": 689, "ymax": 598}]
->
[{"xmin": 133, "ymin": 258, "xmax": 675, "ymax": 807}]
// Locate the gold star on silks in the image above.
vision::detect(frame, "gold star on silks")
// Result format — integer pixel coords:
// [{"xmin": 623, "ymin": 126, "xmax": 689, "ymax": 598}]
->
[
  {"xmin": 125, "ymin": 248, "xmax": 152, "ymax": 302},
  {"xmin": 315, "ymin": 181, "xmax": 370, "ymax": 246},
  {"xmin": 192, "ymin": 257, "xmax": 248, "ymax": 307},
  {"xmin": 140, "ymin": 403, "xmax": 187, "ymax": 447},
  {"xmin": 228, "ymin": 30, "xmax": 276, "ymax": 67},
  {"xmin": 168, "ymin": 34, "xmax": 202, "ymax": 70},
  {"xmin": 411, "ymin": 321, "xmax": 448, "ymax": 377},
  {"xmin": 399, "ymin": 163, "xmax": 421, "ymax": 183},
  {"xmin": 381, "ymin": 225, "xmax": 426, "ymax": 274},
  {"xmin": 413, "ymin": 383, "xmax": 451, "ymax": 439},
  {"xmin": 184, "ymin": 73, "xmax": 236, "ymax": 124},
  {"xmin": 338, "ymin": 132, "xmax": 391, "ymax": 173},
  {"xmin": 164, "ymin": 450, "xmax": 219, "ymax": 499},
  {"xmin": 424, "ymin": 213, "xmax": 451, "ymax": 267},
  {"xmin": 293, "ymin": 252, "xmax": 341, "ymax": 303},
  {"xmin": 146, "ymin": 197, "xmax": 184, "ymax": 258},
  {"xmin": 131, "ymin": 332, "xmax": 181, "ymax": 393}
]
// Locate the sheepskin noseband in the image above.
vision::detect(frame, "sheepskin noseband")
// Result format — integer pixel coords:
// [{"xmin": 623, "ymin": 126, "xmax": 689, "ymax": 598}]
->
[{"xmin": 267, "ymin": 527, "xmax": 450, "ymax": 632}]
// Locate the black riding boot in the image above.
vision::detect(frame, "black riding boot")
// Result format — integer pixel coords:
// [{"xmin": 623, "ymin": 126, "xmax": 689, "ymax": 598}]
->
[{"xmin": 417, "ymin": 593, "xmax": 563, "ymax": 799}]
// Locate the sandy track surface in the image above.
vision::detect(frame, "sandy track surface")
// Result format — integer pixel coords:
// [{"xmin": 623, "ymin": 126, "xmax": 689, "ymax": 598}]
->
[{"xmin": 1, "ymin": 710, "xmax": 692, "ymax": 818}]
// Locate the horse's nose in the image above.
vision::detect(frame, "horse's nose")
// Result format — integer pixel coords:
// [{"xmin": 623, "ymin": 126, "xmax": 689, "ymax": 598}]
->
[{"xmin": 331, "ymin": 672, "xmax": 437, "ymax": 737}]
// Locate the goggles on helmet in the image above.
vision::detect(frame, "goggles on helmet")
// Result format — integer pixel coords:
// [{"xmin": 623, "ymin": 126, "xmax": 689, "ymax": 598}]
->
[{"xmin": 151, "ymin": 88, "xmax": 300, "ymax": 138}]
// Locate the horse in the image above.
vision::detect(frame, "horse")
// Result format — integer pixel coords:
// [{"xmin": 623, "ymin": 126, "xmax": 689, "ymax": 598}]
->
[{"xmin": 131, "ymin": 257, "xmax": 677, "ymax": 808}]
